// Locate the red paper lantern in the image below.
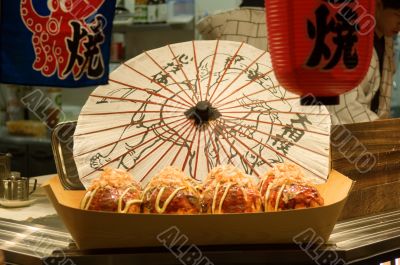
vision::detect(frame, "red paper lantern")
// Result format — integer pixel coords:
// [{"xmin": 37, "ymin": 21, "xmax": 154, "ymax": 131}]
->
[{"xmin": 265, "ymin": 0, "xmax": 376, "ymax": 105}]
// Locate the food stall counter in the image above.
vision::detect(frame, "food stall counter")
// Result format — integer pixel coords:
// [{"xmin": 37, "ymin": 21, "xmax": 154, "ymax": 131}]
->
[{"xmin": 1, "ymin": 210, "xmax": 399, "ymax": 265}]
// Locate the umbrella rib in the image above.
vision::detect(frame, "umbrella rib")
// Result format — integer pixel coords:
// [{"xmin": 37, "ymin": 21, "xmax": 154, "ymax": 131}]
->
[
  {"xmin": 90, "ymin": 94, "xmax": 186, "ymax": 110},
  {"xmin": 205, "ymin": 126, "xmax": 221, "ymax": 165},
  {"xmin": 210, "ymin": 50, "xmax": 267, "ymax": 105},
  {"xmin": 193, "ymin": 128, "xmax": 202, "ymax": 180},
  {"xmin": 203, "ymin": 129, "xmax": 211, "ymax": 172},
  {"xmin": 220, "ymin": 110, "xmax": 330, "ymax": 116},
  {"xmin": 221, "ymin": 118, "xmax": 328, "ymax": 157},
  {"xmin": 80, "ymin": 110, "xmax": 182, "ymax": 116},
  {"xmin": 80, "ymin": 119, "xmax": 190, "ymax": 179},
  {"xmin": 210, "ymin": 122, "xmax": 261, "ymax": 178},
  {"xmin": 215, "ymin": 121, "xmax": 276, "ymax": 170},
  {"xmin": 208, "ymin": 121, "xmax": 235, "ymax": 165},
  {"xmin": 208, "ymin": 42, "xmax": 245, "ymax": 103},
  {"xmin": 144, "ymin": 51, "xmax": 197, "ymax": 106},
  {"xmin": 217, "ymin": 120, "xmax": 326, "ymax": 180},
  {"xmin": 132, "ymin": 120, "xmax": 191, "ymax": 181},
  {"xmin": 217, "ymin": 96, "xmax": 299, "ymax": 111},
  {"xmin": 108, "ymin": 79, "xmax": 189, "ymax": 108},
  {"xmin": 74, "ymin": 114, "xmax": 183, "ymax": 136},
  {"xmin": 222, "ymin": 114, "xmax": 330, "ymax": 136},
  {"xmin": 216, "ymin": 120, "xmax": 273, "ymax": 166},
  {"xmin": 170, "ymin": 125, "xmax": 196, "ymax": 165},
  {"xmin": 192, "ymin": 40, "xmax": 203, "ymax": 102},
  {"xmin": 75, "ymin": 117, "xmax": 187, "ymax": 157},
  {"xmin": 214, "ymin": 84, "xmax": 280, "ymax": 108},
  {"xmin": 181, "ymin": 124, "xmax": 198, "ymax": 173},
  {"xmin": 122, "ymin": 63, "xmax": 193, "ymax": 108},
  {"xmin": 205, "ymin": 40, "xmax": 220, "ymax": 101},
  {"xmin": 212, "ymin": 68, "xmax": 274, "ymax": 107},
  {"xmin": 167, "ymin": 44, "xmax": 200, "ymax": 103},
  {"xmin": 138, "ymin": 121, "xmax": 194, "ymax": 182}
]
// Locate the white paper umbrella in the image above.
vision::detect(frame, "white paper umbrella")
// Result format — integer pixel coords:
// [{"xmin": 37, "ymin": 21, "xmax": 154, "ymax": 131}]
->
[{"xmin": 74, "ymin": 40, "xmax": 331, "ymax": 188}]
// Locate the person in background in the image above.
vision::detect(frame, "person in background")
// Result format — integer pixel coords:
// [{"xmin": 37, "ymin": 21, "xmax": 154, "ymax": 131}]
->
[
  {"xmin": 327, "ymin": 0, "xmax": 400, "ymax": 124},
  {"xmin": 196, "ymin": 0, "xmax": 268, "ymax": 51},
  {"xmin": 198, "ymin": 0, "xmax": 400, "ymax": 125}
]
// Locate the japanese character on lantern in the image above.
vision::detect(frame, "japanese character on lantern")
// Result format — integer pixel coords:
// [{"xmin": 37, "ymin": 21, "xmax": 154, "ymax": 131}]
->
[{"xmin": 306, "ymin": 0, "xmax": 360, "ymax": 70}]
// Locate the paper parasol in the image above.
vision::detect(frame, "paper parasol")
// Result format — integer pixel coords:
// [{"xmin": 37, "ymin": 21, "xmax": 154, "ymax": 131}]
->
[{"xmin": 73, "ymin": 40, "xmax": 331, "ymax": 188}]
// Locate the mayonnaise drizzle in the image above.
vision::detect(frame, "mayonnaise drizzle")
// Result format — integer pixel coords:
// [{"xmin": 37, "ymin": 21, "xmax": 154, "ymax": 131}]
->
[
  {"xmin": 141, "ymin": 186, "xmax": 150, "ymax": 200},
  {"xmin": 240, "ymin": 187, "xmax": 248, "ymax": 202},
  {"xmin": 260, "ymin": 177, "xmax": 267, "ymax": 193},
  {"xmin": 81, "ymin": 188, "xmax": 99, "ymax": 210},
  {"xmin": 118, "ymin": 186, "xmax": 142, "ymax": 213},
  {"xmin": 80, "ymin": 190, "xmax": 92, "ymax": 209},
  {"xmin": 210, "ymin": 182, "xmax": 235, "ymax": 214},
  {"xmin": 155, "ymin": 187, "xmax": 185, "ymax": 213},
  {"xmin": 211, "ymin": 182, "xmax": 220, "ymax": 214},
  {"xmin": 275, "ymin": 183, "xmax": 287, "ymax": 211},
  {"xmin": 218, "ymin": 183, "xmax": 232, "ymax": 213},
  {"xmin": 264, "ymin": 183, "xmax": 273, "ymax": 212},
  {"xmin": 81, "ymin": 186, "xmax": 142, "ymax": 213}
]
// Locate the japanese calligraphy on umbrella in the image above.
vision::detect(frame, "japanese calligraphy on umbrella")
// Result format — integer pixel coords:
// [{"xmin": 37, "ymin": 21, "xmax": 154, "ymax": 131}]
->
[{"xmin": 73, "ymin": 40, "xmax": 331, "ymax": 188}]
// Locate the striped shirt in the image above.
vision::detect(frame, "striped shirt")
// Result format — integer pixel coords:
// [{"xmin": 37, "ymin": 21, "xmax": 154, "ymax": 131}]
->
[
  {"xmin": 196, "ymin": 7, "xmax": 268, "ymax": 51},
  {"xmin": 327, "ymin": 37, "xmax": 395, "ymax": 124}
]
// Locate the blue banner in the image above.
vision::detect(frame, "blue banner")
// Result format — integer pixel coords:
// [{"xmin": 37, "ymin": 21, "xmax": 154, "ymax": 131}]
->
[{"xmin": 0, "ymin": 0, "xmax": 116, "ymax": 87}]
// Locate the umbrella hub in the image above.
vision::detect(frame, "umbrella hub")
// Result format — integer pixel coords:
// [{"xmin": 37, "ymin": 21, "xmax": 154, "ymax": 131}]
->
[{"xmin": 185, "ymin": 101, "xmax": 221, "ymax": 126}]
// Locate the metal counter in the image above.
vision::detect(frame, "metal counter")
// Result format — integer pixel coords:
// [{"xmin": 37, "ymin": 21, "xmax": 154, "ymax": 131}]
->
[{"xmin": 1, "ymin": 210, "xmax": 400, "ymax": 265}]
